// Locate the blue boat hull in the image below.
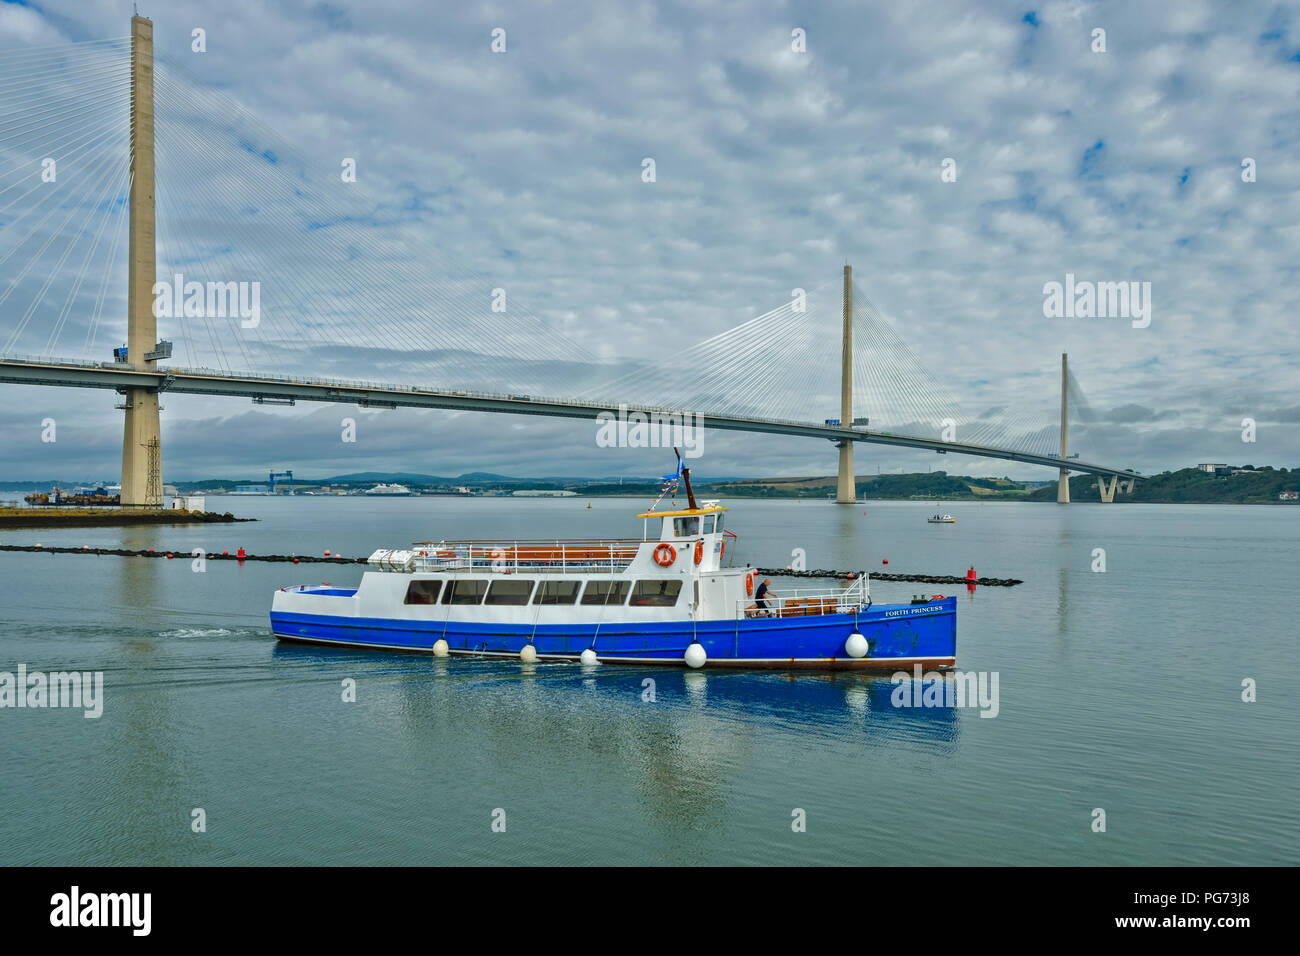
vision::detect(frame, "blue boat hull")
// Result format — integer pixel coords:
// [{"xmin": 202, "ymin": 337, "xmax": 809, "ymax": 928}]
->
[{"xmin": 269, "ymin": 597, "xmax": 957, "ymax": 669}]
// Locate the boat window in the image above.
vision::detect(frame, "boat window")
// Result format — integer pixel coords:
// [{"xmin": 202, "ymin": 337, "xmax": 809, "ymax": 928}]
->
[
  {"xmin": 714, "ymin": 513, "xmax": 724, "ymax": 533},
  {"xmin": 580, "ymin": 580, "xmax": 630, "ymax": 606},
  {"xmin": 702, "ymin": 515, "xmax": 716, "ymax": 534},
  {"xmin": 403, "ymin": 579, "xmax": 442, "ymax": 605},
  {"xmin": 629, "ymin": 580, "xmax": 682, "ymax": 607},
  {"xmin": 673, "ymin": 516, "xmax": 700, "ymax": 537},
  {"xmin": 485, "ymin": 579, "xmax": 535, "ymax": 605},
  {"xmin": 441, "ymin": 579, "xmax": 488, "ymax": 605},
  {"xmin": 534, "ymin": 580, "xmax": 581, "ymax": 605}
]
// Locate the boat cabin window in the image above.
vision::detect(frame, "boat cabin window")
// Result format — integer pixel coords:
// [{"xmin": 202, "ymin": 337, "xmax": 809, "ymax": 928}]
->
[
  {"xmin": 580, "ymin": 580, "xmax": 630, "ymax": 606},
  {"xmin": 485, "ymin": 579, "xmax": 535, "ymax": 605},
  {"xmin": 714, "ymin": 513, "xmax": 724, "ymax": 533},
  {"xmin": 441, "ymin": 579, "xmax": 488, "ymax": 605},
  {"xmin": 629, "ymin": 580, "xmax": 682, "ymax": 607},
  {"xmin": 403, "ymin": 579, "xmax": 442, "ymax": 605},
  {"xmin": 673, "ymin": 516, "xmax": 700, "ymax": 537},
  {"xmin": 701, "ymin": 515, "xmax": 716, "ymax": 534},
  {"xmin": 534, "ymin": 580, "xmax": 581, "ymax": 605}
]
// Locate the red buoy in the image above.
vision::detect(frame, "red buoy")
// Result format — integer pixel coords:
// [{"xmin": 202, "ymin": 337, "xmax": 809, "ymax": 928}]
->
[
  {"xmin": 324, "ymin": 550, "xmax": 331, "ymax": 556},
  {"xmin": 966, "ymin": 566, "xmax": 977, "ymax": 582},
  {"xmin": 881, "ymin": 558, "xmax": 888, "ymax": 565},
  {"xmin": 237, "ymin": 547, "xmax": 246, "ymax": 559},
  {"xmin": 293, "ymin": 558, "xmax": 299, "ymax": 564},
  {"xmin": 166, "ymin": 553, "xmax": 173, "ymax": 559}
]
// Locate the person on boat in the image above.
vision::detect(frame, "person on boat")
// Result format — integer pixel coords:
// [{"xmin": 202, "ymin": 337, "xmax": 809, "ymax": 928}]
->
[{"xmin": 753, "ymin": 578, "xmax": 775, "ymax": 616}]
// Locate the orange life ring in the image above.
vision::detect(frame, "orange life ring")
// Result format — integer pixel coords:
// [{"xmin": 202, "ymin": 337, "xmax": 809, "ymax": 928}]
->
[
  {"xmin": 720, "ymin": 541, "xmax": 725, "ymax": 558},
  {"xmin": 745, "ymin": 571, "xmax": 755, "ymax": 596},
  {"xmin": 693, "ymin": 540, "xmax": 704, "ymax": 565},
  {"xmin": 653, "ymin": 543, "xmax": 676, "ymax": 567}
]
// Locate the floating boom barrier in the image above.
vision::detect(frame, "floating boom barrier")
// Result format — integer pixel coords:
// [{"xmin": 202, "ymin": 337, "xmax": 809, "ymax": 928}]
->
[
  {"xmin": 0, "ymin": 544, "xmax": 1022, "ymax": 584},
  {"xmin": 756, "ymin": 568, "xmax": 1022, "ymax": 587}
]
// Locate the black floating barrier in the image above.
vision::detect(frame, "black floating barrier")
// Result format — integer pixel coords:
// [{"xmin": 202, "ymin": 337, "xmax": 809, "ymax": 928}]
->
[
  {"xmin": 0, "ymin": 546, "xmax": 1022, "ymax": 585},
  {"xmin": 754, "ymin": 567, "xmax": 1022, "ymax": 587}
]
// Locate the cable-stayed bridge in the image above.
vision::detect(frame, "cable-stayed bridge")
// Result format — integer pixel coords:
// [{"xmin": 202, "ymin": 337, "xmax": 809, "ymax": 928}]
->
[{"xmin": 0, "ymin": 18, "xmax": 1142, "ymax": 505}]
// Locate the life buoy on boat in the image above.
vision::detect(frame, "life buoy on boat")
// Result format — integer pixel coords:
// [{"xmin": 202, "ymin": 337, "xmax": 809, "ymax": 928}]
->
[
  {"xmin": 745, "ymin": 570, "xmax": 755, "ymax": 595},
  {"xmin": 653, "ymin": 543, "xmax": 676, "ymax": 567},
  {"xmin": 693, "ymin": 539, "xmax": 704, "ymax": 565}
]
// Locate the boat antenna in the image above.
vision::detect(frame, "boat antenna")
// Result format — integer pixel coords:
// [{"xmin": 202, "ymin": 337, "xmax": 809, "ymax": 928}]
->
[{"xmin": 675, "ymin": 448, "xmax": 698, "ymax": 510}]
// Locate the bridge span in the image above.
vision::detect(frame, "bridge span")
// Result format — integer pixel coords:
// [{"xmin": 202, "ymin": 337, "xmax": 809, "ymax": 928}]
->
[{"xmin": 0, "ymin": 355, "xmax": 1143, "ymax": 483}]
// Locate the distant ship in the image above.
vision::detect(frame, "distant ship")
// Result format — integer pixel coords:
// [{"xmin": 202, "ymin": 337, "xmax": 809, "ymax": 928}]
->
[
  {"xmin": 24, "ymin": 487, "xmax": 119, "ymax": 507},
  {"xmin": 364, "ymin": 483, "xmax": 413, "ymax": 496},
  {"xmin": 927, "ymin": 513, "xmax": 956, "ymax": 523}
]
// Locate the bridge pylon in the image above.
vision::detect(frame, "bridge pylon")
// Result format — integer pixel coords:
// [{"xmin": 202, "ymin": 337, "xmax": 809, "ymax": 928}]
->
[
  {"xmin": 1056, "ymin": 352, "xmax": 1069, "ymax": 504},
  {"xmin": 119, "ymin": 15, "xmax": 163, "ymax": 508},
  {"xmin": 836, "ymin": 264, "xmax": 855, "ymax": 503}
]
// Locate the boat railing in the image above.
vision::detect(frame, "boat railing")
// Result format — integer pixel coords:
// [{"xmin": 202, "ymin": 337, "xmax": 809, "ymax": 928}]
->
[
  {"xmin": 734, "ymin": 574, "xmax": 870, "ymax": 619},
  {"xmin": 406, "ymin": 538, "xmax": 644, "ymax": 574}
]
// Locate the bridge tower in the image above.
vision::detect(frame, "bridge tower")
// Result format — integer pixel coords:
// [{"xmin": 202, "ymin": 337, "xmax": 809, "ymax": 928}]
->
[
  {"xmin": 1056, "ymin": 352, "xmax": 1069, "ymax": 503},
  {"xmin": 836, "ymin": 264, "xmax": 855, "ymax": 503},
  {"xmin": 120, "ymin": 15, "xmax": 163, "ymax": 507}
]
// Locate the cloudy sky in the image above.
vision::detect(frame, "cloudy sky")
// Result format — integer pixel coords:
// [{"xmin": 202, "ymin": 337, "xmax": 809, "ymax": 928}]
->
[{"xmin": 1, "ymin": 0, "xmax": 1297, "ymax": 483}]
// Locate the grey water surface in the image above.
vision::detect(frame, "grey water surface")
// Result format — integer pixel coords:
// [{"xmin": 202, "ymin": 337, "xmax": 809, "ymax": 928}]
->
[{"xmin": 0, "ymin": 495, "xmax": 1294, "ymax": 865}]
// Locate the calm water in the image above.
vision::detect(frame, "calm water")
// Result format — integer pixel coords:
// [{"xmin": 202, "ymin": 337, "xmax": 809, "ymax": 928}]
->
[{"xmin": 0, "ymin": 495, "xmax": 1295, "ymax": 865}]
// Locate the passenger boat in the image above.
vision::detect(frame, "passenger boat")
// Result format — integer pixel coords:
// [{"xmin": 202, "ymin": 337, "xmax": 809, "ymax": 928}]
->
[
  {"xmin": 269, "ymin": 462, "xmax": 956, "ymax": 670},
  {"xmin": 927, "ymin": 513, "xmax": 956, "ymax": 523}
]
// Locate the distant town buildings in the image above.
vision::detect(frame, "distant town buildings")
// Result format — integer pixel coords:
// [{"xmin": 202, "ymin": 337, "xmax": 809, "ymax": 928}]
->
[
  {"xmin": 1197, "ymin": 463, "xmax": 1230, "ymax": 475},
  {"xmin": 1280, "ymin": 491, "xmax": 1299, "ymax": 501}
]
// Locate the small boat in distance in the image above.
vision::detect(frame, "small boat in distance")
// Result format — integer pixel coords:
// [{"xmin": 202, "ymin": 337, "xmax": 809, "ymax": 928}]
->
[
  {"xmin": 270, "ymin": 458, "xmax": 957, "ymax": 670},
  {"xmin": 927, "ymin": 513, "xmax": 956, "ymax": 523}
]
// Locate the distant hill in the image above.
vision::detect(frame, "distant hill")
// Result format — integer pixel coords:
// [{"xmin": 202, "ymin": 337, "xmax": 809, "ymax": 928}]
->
[
  {"xmin": 1028, "ymin": 467, "xmax": 1299, "ymax": 504},
  {"xmin": 13, "ymin": 466, "xmax": 1297, "ymax": 503},
  {"xmin": 699, "ymin": 471, "xmax": 1031, "ymax": 500}
]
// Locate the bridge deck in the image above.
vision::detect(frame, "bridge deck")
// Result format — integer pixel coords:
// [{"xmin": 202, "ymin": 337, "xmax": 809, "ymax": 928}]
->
[{"xmin": 0, "ymin": 356, "xmax": 1142, "ymax": 481}]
